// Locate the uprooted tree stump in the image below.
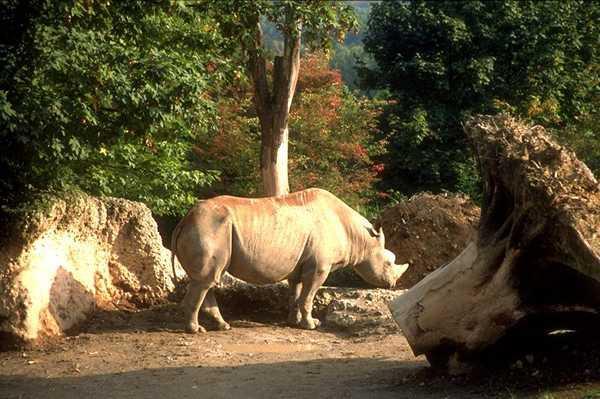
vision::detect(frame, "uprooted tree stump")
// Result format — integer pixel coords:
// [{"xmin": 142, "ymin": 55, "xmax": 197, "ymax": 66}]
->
[{"xmin": 389, "ymin": 115, "xmax": 600, "ymax": 372}]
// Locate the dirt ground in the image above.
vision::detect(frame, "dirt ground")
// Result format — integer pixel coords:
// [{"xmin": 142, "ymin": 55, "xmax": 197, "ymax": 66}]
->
[{"xmin": 2, "ymin": 301, "xmax": 600, "ymax": 399}]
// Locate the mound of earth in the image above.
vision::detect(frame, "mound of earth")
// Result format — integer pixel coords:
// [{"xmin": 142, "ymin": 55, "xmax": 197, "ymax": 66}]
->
[{"xmin": 377, "ymin": 193, "xmax": 480, "ymax": 288}]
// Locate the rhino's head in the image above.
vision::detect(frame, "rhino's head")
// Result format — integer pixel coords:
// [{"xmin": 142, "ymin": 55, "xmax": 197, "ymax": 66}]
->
[{"xmin": 353, "ymin": 226, "xmax": 409, "ymax": 289}]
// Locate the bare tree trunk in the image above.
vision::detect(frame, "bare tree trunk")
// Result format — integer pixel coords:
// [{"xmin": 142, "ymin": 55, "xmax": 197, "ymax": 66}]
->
[
  {"xmin": 247, "ymin": 16, "xmax": 301, "ymax": 197},
  {"xmin": 260, "ymin": 125, "xmax": 289, "ymax": 197}
]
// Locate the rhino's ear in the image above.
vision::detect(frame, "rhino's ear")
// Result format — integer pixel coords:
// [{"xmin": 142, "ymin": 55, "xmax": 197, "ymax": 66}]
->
[
  {"xmin": 378, "ymin": 226, "xmax": 385, "ymax": 247},
  {"xmin": 367, "ymin": 226, "xmax": 385, "ymax": 247},
  {"xmin": 367, "ymin": 226, "xmax": 380, "ymax": 238}
]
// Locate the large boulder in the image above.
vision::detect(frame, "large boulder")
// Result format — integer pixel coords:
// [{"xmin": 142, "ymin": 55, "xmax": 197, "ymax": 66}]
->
[
  {"xmin": 0, "ymin": 194, "xmax": 184, "ymax": 344},
  {"xmin": 377, "ymin": 193, "xmax": 480, "ymax": 288}
]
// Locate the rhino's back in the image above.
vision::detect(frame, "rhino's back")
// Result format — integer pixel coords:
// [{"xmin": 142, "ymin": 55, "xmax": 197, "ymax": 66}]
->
[{"xmin": 207, "ymin": 189, "xmax": 348, "ymax": 284}]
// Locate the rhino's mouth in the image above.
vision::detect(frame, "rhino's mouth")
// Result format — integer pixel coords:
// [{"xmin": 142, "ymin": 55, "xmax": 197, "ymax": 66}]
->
[{"xmin": 383, "ymin": 249, "xmax": 396, "ymax": 264}]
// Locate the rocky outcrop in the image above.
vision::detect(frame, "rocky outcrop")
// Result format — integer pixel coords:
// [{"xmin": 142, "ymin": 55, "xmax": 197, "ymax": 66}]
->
[
  {"xmin": 318, "ymin": 288, "xmax": 404, "ymax": 335},
  {"xmin": 0, "ymin": 194, "xmax": 184, "ymax": 344},
  {"xmin": 206, "ymin": 274, "xmax": 404, "ymax": 335}
]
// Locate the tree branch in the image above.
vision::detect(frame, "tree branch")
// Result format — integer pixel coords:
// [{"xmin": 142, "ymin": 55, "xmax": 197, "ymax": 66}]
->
[
  {"xmin": 272, "ymin": 21, "xmax": 301, "ymax": 134},
  {"xmin": 247, "ymin": 19, "xmax": 271, "ymax": 124}
]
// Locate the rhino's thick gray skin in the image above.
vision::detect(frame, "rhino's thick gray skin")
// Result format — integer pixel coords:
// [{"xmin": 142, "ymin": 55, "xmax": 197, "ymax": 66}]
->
[{"xmin": 171, "ymin": 188, "xmax": 408, "ymax": 333}]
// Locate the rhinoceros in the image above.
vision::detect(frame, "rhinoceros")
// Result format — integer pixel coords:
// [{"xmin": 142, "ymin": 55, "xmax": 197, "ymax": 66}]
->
[{"xmin": 171, "ymin": 188, "xmax": 408, "ymax": 333}]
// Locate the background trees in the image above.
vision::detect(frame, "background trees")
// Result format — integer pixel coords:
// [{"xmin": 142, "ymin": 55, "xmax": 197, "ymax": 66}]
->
[
  {"xmin": 0, "ymin": 0, "xmax": 238, "ymax": 215},
  {"xmin": 1, "ymin": 0, "xmax": 597, "ymax": 223},
  {"xmin": 197, "ymin": 52, "xmax": 384, "ymax": 215},
  {"xmin": 214, "ymin": 0, "xmax": 357, "ymax": 196},
  {"xmin": 362, "ymin": 0, "xmax": 599, "ymax": 197}
]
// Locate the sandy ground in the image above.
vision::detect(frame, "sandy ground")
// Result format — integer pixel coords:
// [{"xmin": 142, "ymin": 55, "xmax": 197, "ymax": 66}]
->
[{"xmin": 1, "ymin": 303, "xmax": 600, "ymax": 399}]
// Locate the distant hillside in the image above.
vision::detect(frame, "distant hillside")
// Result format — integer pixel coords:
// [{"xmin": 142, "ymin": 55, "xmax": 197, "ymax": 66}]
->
[{"xmin": 331, "ymin": 1, "xmax": 378, "ymax": 90}]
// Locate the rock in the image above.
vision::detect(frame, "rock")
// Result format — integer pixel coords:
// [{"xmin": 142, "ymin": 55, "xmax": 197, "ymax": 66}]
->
[
  {"xmin": 318, "ymin": 288, "xmax": 405, "ymax": 334},
  {"xmin": 189, "ymin": 274, "xmax": 406, "ymax": 334},
  {"xmin": 328, "ymin": 299, "xmax": 348, "ymax": 312},
  {"xmin": 0, "ymin": 194, "xmax": 184, "ymax": 344},
  {"xmin": 326, "ymin": 312, "xmax": 357, "ymax": 329}
]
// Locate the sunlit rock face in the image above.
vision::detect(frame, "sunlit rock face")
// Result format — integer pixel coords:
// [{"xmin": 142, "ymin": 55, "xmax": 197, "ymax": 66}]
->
[{"xmin": 0, "ymin": 196, "xmax": 184, "ymax": 344}]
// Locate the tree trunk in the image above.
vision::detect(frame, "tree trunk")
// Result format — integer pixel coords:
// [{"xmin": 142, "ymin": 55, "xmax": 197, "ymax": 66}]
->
[
  {"xmin": 388, "ymin": 115, "xmax": 600, "ymax": 372},
  {"xmin": 248, "ymin": 17, "xmax": 301, "ymax": 197},
  {"xmin": 260, "ymin": 125, "xmax": 289, "ymax": 197}
]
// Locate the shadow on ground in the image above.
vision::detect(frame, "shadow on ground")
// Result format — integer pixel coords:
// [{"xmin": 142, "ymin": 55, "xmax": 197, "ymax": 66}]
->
[
  {"xmin": 0, "ymin": 357, "xmax": 482, "ymax": 399},
  {"xmin": 3, "ymin": 355, "xmax": 600, "ymax": 399},
  {"xmin": 78, "ymin": 301, "xmax": 294, "ymax": 336}
]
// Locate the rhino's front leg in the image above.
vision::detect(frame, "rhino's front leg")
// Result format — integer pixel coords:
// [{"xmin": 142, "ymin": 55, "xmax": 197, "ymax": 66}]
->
[
  {"xmin": 297, "ymin": 264, "xmax": 331, "ymax": 330},
  {"xmin": 287, "ymin": 280, "xmax": 303, "ymax": 326}
]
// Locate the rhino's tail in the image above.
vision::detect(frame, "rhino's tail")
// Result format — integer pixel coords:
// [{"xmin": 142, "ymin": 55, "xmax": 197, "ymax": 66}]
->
[{"xmin": 170, "ymin": 220, "xmax": 184, "ymax": 286}]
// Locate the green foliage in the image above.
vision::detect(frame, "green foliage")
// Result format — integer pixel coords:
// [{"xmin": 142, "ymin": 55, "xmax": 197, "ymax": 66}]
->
[
  {"xmin": 329, "ymin": 43, "xmax": 366, "ymax": 89},
  {"xmin": 264, "ymin": 0, "xmax": 358, "ymax": 50},
  {"xmin": 362, "ymin": 0, "xmax": 599, "ymax": 196},
  {"xmin": 211, "ymin": 0, "xmax": 358, "ymax": 52},
  {"xmin": 194, "ymin": 86, "xmax": 262, "ymax": 198},
  {"xmin": 452, "ymin": 158, "xmax": 482, "ymax": 204},
  {"xmin": 288, "ymin": 56, "xmax": 385, "ymax": 211},
  {"xmin": 556, "ymin": 109, "xmax": 600, "ymax": 176},
  {"xmin": 0, "ymin": 0, "xmax": 236, "ymax": 216}
]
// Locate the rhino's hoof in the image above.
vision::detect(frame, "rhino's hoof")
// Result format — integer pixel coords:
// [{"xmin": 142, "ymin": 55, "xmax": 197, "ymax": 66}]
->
[
  {"xmin": 217, "ymin": 322, "xmax": 231, "ymax": 331},
  {"xmin": 185, "ymin": 323, "xmax": 207, "ymax": 334},
  {"xmin": 300, "ymin": 318, "xmax": 320, "ymax": 330}
]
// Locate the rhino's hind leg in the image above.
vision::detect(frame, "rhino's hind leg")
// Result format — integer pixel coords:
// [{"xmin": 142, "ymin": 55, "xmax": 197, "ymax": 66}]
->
[
  {"xmin": 287, "ymin": 280, "xmax": 303, "ymax": 326},
  {"xmin": 202, "ymin": 290, "xmax": 231, "ymax": 331},
  {"xmin": 183, "ymin": 280, "xmax": 211, "ymax": 333}
]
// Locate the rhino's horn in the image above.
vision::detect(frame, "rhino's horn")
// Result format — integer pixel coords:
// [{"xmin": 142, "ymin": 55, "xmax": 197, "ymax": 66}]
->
[{"xmin": 392, "ymin": 263, "xmax": 409, "ymax": 280}]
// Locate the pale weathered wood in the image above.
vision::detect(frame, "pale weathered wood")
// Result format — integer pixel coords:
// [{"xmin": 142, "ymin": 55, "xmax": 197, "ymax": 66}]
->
[{"xmin": 389, "ymin": 115, "xmax": 600, "ymax": 371}]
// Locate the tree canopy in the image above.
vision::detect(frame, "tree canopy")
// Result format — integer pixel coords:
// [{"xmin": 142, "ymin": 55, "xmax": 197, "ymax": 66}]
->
[
  {"xmin": 196, "ymin": 52, "xmax": 384, "ymax": 216},
  {"xmin": 362, "ymin": 0, "xmax": 599, "ymax": 196},
  {"xmin": 209, "ymin": 0, "xmax": 358, "ymax": 196},
  {"xmin": 0, "ymin": 0, "xmax": 597, "ymax": 223},
  {"xmin": 0, "ymin": 0, "xmax": 238, "ymax": 216}
]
